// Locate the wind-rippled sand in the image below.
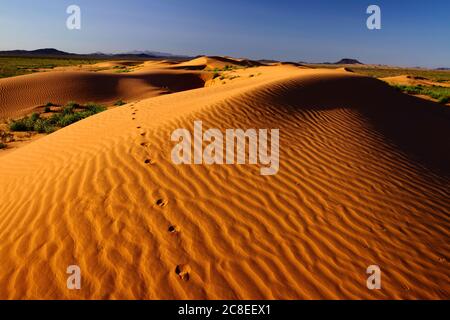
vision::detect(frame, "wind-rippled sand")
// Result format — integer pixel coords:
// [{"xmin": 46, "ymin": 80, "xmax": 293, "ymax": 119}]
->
[{"xmin": 0, "ymin": 58, "xmax": 448, "ymax": 299}]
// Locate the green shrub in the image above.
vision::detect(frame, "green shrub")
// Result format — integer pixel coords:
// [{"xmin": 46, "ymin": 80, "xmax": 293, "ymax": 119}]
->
[
  {"xmin": 62, "ymin": 105, "xmax": 75, "ymax": 115},
  {"xmin": 9, "ymin": 118, "xmax": 31, "ymax": 131},
  {"xmin": 0, "ymin": 142, "xmax": 6, "ymax": 149},
  {"xmin": 8, "ymin": 102, "xmax": 106, "ymax": 134},
  {"xmin": 438, "ymin": 96, "xmax": 449, "ymax": 104},
  {"xmin": 57, "ymin": 113, "xmax": 81, "ymax": 127},
  {"xmin": 44, "ymin": 106, "xmax": 51, "ymax": 113},
  {"xmin": 33, "ymin": 119, "xmax": 46, "ymax": 133},
  {"xmin": 85, "ymin": 103, "xmax": 106, "ymax": 113},
  {"xmin": 114, "ymin": 100, "xmax": 126, "ymax": 106},
  {"xmin": 30, "ymin": 112, "xmax": 40, "ymax": 121},
  {"xmin": 393, "ymin": 84, "xmax": 450, "ymax": 103}
]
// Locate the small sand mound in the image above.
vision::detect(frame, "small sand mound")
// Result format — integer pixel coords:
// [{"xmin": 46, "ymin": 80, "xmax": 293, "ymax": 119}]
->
[{"xmin": 173, "ymin": 56, "xmax": 263, "ymax": 70}]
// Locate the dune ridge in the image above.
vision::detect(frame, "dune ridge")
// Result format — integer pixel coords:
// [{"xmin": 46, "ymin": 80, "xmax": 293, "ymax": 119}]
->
[{"xmin": 0, "ymin": 64, "xmax": 449, "ymax": 299}]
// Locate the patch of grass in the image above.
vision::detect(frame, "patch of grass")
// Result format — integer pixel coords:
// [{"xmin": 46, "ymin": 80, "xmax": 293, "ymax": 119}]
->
[
  {"xmin": 114, "ymin": 68, "xmax": 131, "ymax": 73},
  {"xmin": 438, "ymin": 96, "xmax": 449, "ymax": 104},
  {"xmin": 306, "ymin": 64, "xmax": 450, "ymax": 82},
  {"xmin": 392, "ymin": 84, "xmax": 450, "ymax": 103},
  {"xmin": 0, "ymin": 57, "xmax": 102, "ymax": 79},
  {"xmin": 9, "ymin": 101, "xmax": 106, "ymax": 133},
  {"xmin": 114, "ymin": 100, "xmax": 126, "ymax": 106}
]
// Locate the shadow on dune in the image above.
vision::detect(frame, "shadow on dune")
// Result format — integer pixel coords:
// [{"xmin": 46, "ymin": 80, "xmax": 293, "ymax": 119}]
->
[
  {"xmin": 130, "ymin": 72, "xmax": 206, "ymax": 92},
  {"xmin": 273, "ymin": 75, "xmax": 450, "ymax": 178},
  {"xmin": 0, "ymin": 70, "xmax": 207, "ymax": 118}
]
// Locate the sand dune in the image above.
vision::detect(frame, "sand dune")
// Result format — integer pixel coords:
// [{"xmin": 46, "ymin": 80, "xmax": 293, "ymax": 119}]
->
[
  {"xmin": 0, "ymin": 64, "xmax": 449, "ymax": 299},
  {"xmin": 0, "ymin": 69, "xmax": 208, "ymax": 119},
  {"xmin": 173, "ymin": 56, "xmax": 263, "ymax": 70}
]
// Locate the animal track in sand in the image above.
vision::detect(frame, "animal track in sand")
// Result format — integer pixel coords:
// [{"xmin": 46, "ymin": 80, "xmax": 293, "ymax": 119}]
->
[
  {"xmin": 175, "ymin": 264, "xmax": 190, "ymax": 281},
  {"xmin": 144, "ymin": 158, "xmax": 154, "ymax": 165},
  {"xmin": 155, "ymin": 198, "xmax": 167, "ymax": 207}
]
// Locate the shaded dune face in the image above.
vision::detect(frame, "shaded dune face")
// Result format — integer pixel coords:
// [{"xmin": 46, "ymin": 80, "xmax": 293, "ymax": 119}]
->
[
  {"xmin": 0, "ymin": 70, "xmax": 207, "ymax": 119},
  {"xmin": 0, "ymin": 68, "xmax": 448, "ymax": 299}
]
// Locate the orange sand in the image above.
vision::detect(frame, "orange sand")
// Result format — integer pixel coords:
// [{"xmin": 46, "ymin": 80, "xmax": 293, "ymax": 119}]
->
[{"xmin": 0, "ymin": 58, "xmax": 449, "ymax": 299}]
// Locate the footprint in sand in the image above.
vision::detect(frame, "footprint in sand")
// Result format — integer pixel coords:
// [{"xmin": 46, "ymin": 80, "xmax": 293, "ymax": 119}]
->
[
  {"xmin": 155, "ymin": 198, "xmax": 167, "ymax": 207},
  {"xmin": 144, "ymin": 159, "xmax": 154, "ymax": 165},
  {"xmin": 175, "ymin": 264, "xmax": 190, "ymax": 281}
]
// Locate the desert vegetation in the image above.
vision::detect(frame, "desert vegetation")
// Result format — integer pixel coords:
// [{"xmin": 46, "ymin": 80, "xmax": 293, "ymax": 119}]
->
[
  {"xmin": 392, "ymin": 84, "xmax": 450, "ymax": 104},
  {"xmin": 9, "ymin": 101, "xmax": 106, "ymax": 134},
  {"xmin": 0, "ymin": 57, "xmax": 102, "ymax": 79}
]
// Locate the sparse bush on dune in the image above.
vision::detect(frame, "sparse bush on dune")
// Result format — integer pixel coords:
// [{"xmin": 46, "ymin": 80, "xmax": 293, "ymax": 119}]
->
[
  {"xmin": 114, "ymin": 100, "xmax": 126, "ymax": 106},
  {"xmin": 65, "ymin": 101, "xmax": 80, "ymax": 109},
  {"xmin": 85, "ymin": 102, "xmax": 106, "ymax": 113},
  {"xmin": 9, "ymin": 117, "xmax": 32, "ymax": 131},
  {"xmin": 9, "ymin": 101, "xmax": 106, "ymax": 133},
  {"xmin": 392, "ymin": 84, "xmax": 450, "ymax": 104},
  {"xmin": 0, "ymin": 142, "xmax": 6, "ymax": 149},
  {"xmin": 438, "ymin": 96, "xmax": 449, "ymax": 104}
]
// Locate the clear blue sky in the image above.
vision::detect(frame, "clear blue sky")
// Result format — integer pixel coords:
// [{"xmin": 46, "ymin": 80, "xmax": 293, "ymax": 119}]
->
[{"xmin": 1, "ymin": 0, "xmax": 449, "ymax": 67}]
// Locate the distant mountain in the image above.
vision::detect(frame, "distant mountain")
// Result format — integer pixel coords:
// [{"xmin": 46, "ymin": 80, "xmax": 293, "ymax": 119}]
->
[
  {"xmin": 0, "ymin": 48, "xmax": 190, "ymax": 60},
  {"xmin": 300, "ymin": 58, "xmax": 364, "ymax": 65},
  {"xmin": 124, "ymin": 50, "xmax": 189, "ymax": 58},
  {"xmin": 0, "ymin": 48, "xmax": 73, "ymax": 57},
  {"xmin": 436, "ymin": 67, "xmax": 450, "ymax": 70},
  {"xmin": 334, "ymin": 58, "xmax": 363, "ymax": 65}
]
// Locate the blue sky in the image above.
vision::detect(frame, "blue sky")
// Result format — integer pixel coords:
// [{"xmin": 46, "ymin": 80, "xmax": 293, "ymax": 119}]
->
[{"xmin": 1, "ymin": 0, "xmax": 449, "ymax": 67}]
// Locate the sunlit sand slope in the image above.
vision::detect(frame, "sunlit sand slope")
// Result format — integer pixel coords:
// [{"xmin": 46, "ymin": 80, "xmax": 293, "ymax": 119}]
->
[{"xmin": 0, "ymin": 67, "xmax": 448, "ymax": 299}]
